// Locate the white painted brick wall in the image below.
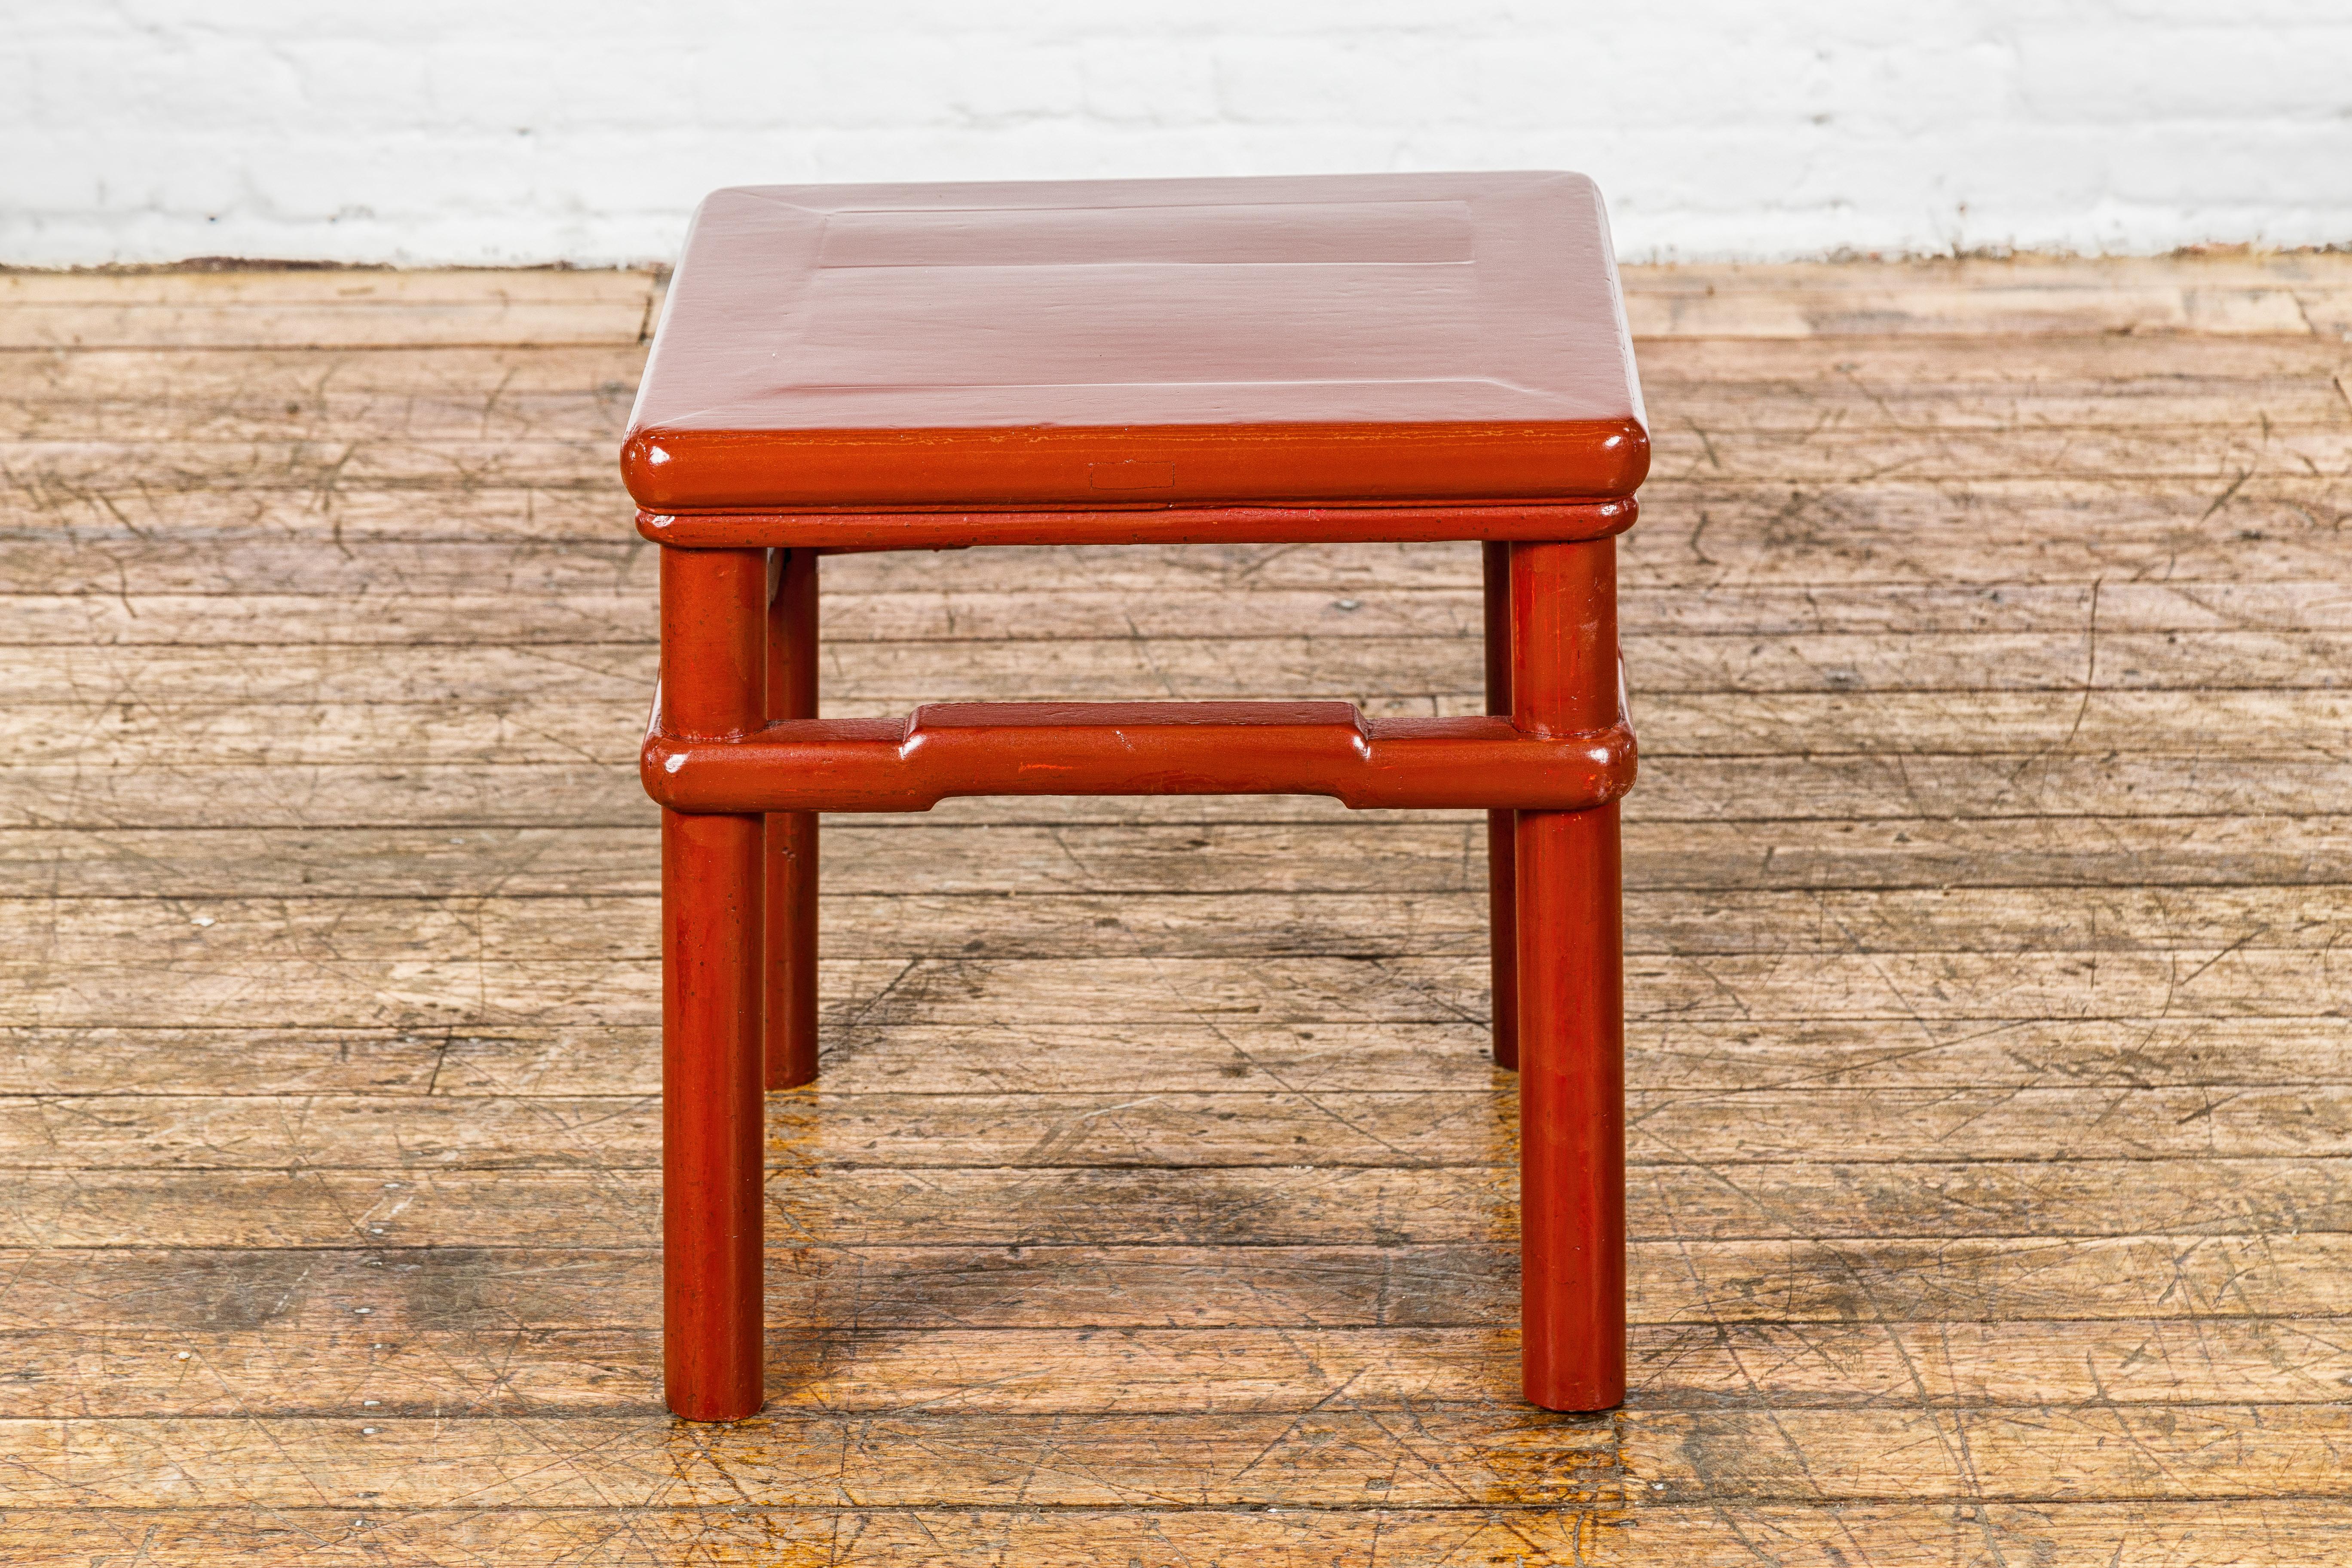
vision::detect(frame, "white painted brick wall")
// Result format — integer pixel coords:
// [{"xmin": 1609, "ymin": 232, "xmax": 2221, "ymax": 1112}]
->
[{"xmin": 8, "ymin": 0, "xmax": 2349, "ymax": 266}]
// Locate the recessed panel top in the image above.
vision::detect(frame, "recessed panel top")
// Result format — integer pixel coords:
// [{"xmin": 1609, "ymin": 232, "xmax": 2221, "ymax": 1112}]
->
[{"xmin": 624, "ymin": 172, "xmax": 1648, "ymax": 511}]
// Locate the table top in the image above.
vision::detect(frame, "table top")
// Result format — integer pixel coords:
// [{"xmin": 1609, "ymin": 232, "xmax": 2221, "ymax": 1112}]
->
[{"xmin": 622, "ymin": 172, "xmax": 1648, "ymax": 513}]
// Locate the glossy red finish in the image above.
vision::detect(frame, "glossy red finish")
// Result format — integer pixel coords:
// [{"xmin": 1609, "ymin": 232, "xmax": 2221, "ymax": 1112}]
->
[
  {"xmin": 623, "ymin": 174, "xmax": 1646, "ymax": 513},
  {"xmin": 645, "ymin": 701, "xmax": 1634, "ymax": 815},
  {"xmin": 1482, "ymin": 542, "xmax": 1519, "ymax": 1072},
  {"xmin": 637, "ymin": 172, "xmax": 1643, "ymax": 1422},
  {"xmin": 763, "ymin": 549, "xmax": 820, "ymax": 1091},
  {"xmin": 1516, "ymin": 800, "xmax": 1626, "ymax": 1411},
  {"xmin": 1510, "ymin": 539, "xmax": 1627, "ymax": 1413},
  {"xmin": 659, "ymin": 548, "xmax": 768, "ymax": 1422},
  {"xmin": 638, "ymin": 499, "xmax": 1634, "ymax": 551}
]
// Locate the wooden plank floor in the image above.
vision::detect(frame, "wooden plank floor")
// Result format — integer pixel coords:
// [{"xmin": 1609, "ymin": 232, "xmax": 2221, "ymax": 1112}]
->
[{"xmin": 2, "ymin": 256, "xmax": 2349, "ymax": 1565}]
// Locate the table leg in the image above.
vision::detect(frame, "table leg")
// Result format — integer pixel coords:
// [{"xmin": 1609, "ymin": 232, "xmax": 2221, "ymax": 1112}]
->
[
  {"xmin": 765, "ymin": 547, "xmax": 821, "ymax": 1090},
  {"xmin": 660, "ymin": 545, "xmax": 768, "ymax": 1421},
  {"xmin": 1510, "ymin": 539, "xmax": 1627, "ymax": 1412},
  {"xmin": 1482, "ymin": 542, "xmax": 1519, "ymax": 1070}
]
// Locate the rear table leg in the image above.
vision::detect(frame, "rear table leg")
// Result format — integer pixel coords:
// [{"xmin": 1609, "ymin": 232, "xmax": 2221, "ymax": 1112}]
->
[
  {"xmin": 1482, "ymin": 542, "xmax": 1519, "ymax": 1070},
  {"xmin": 660, "ymin": 545, "xmax": 768, "ymax": 1421},
  {"xmin": 765, "ymin": 548, "xmax": 821, "ymax": 1090},
  {"xmin": 1510, "ymin": 539, "xmax": 1627, "ymax": 1412}
]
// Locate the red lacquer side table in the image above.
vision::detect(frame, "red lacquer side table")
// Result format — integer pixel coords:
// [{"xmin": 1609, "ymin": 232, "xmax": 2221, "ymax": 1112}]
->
[{"xmin": 622, "ymin": 173, "xmax": 1649, "ymax": 1421}]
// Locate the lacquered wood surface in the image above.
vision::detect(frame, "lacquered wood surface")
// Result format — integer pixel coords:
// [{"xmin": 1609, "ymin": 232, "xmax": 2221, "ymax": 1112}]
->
[
  {"xmin": 655, "ymin": 548, "xmax": 767, "ymax": 1420},
  {"xmin": 1483, "ymin": 543, "xmax": 1521, "ymax": 1069},
  {"xmin": 762, "ymin": 549, "xmax": 821, "ymax": 1090},
  {"xmin": 1508, "ymin": 540, "xmax": 1627, "ymax": 1409},
  {"xmin": 644, "ymin": 701, "xmax": 1636, "ymax": 814},
  {"xmin": 636, "ymin": 497, "xmax": 1638, "ymax": 550},
  {"xmin": 622, "ymin": 173, "xmax": 1649, "ymax": 511},
  {"xmin": 6, "ymin": 263, "xmax": 2351, "ymax": 1564}
]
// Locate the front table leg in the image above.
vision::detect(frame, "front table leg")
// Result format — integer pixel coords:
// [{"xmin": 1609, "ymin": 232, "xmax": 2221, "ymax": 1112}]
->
[
  {"xmin": 1510, "ymin": 539, "xmax": 1627, "ymax": 1412},
  {"xmin": 660, "ymin": 545, "xmax": 769, "ymax": 1421}
]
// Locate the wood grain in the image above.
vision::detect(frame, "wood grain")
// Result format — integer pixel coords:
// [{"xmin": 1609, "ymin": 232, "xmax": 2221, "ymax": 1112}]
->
[
  {"xmin": 0, "ymin": 269, "xmax": 658, "ymax": 349},
  {"xmin": 3, "ymin": 1155, "xmax": 2345, "ymax": 1249},
  {"xmin": 3, "ymin": 260, "xmax": 2347, "ymax": 1564},
  {"xmin": 7, "ymin": 1015, "xmax": 2349, "ymax": 1096},
  {"xmin": 7, "ymin": 1317, "xmax": 2349, "ymax": 1420},
  {"xmin": 5, "ymin": 1084, "xmax": 2348, "ymax": 1171},
  {"xmin": 15, "ymin": 881, "xmax": 2352, "ymax": 961},
  {"xmin": 0, "ymin": 1504, "xmax": 2347, "ymax": 1568},
  {"xmin": 0, "ymin": 1402, "xmax": 2343, "ymax": 1507},
  {"xmin": 17, "ymin": 580, "xmax": 2352, "ymax": 649},
  {"xmin": 5, "ymin": 1236, "xmax": 2344, "ymax": 1330},
  {"xmin": 7, "ymin": 816, "xmax": 2352, "ymax": 898}
]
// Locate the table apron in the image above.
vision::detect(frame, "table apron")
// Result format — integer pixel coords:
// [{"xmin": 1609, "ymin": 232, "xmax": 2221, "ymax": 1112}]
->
[{"xmin": 637, "ymin": 499, "xmax": 1635, "ymax": 551}]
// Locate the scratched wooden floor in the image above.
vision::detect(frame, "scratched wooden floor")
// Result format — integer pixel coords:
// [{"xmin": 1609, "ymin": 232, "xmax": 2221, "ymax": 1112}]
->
[{"xmin": 3, "ymin": 255, "xmax": 2350, "ymax": 1566}]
